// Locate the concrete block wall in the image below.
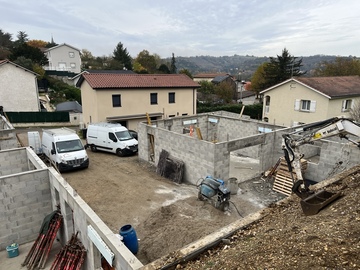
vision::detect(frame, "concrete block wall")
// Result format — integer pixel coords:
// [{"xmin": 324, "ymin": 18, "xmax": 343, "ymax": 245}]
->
[
  {"xmin": 0, "ymin": 116, "xmax": 18, "ymax": 150},
  {"xmin": 232, "ymin": 145, "xmax": 260, "ymax": 159},
  {"xmin": 304, "ymin": 140, "xmax": 360, "ymax": 182},
  {"xmin": 138, "ymin": 116, "xmax": 291, "ymax": 184},
  {"xmin": 154, "ymin": 128, "xmax": 217, "ymax": 185},
  {"xmin": 140, "ymin": 113, "xmax": 360, "ymax": 189},
  {"xmin": 48, "ymin": 168, "xmax": 143, "ymax": 270},
  {"xmin": 216, "ymin": 117, "xmax": 258, "ymax": 142},
  {"xmin": 0, "ymin": 148, "xmax": 31, "ymax": 176},
  {"xmin": 0, "ymin": 169, "xmax": 51, "ymax": 250},
  {"xmin": 1, "ymin": 145, "xmax": 143, "ymax": 269}
]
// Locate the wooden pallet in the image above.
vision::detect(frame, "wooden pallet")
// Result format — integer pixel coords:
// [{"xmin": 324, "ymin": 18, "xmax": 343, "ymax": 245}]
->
[{"xmin": 272, "ymin": 158, "xmax": 307, "ymax": 196}]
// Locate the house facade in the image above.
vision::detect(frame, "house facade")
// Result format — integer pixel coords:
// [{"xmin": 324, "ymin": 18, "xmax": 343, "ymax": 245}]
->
[
  {"xmin": 0, "ymin": 60, "xmax": 40, "ymax": 112},
  {"xmin": 193, "ymin": 73, "xmax": 229, "ymax": 82},
  {"xmin": 77, "ymin": 73, "xmax": 200, "ymax": 130},
  {"xmin": 260, "ymin": 76, "xmax": 360, "ymax": 127},
  {"xmin": 43, "ymin": 43, "xmax": 82, "ymax": 73}
]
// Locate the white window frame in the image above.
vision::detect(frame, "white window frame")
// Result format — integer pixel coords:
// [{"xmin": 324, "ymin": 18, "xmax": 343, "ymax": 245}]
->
[
  {"xmin": 69, "ymin": 52, "xmax": 75, "ymax": 58},
  {"xmin": 295, "ymin": 99, "xmax": 316, "ymax": 112},
  {"xmin": 342, "ymin": 99, "xmax": 352, "ymax": 112},
  {"xmin": 301, "ymin": 100, "xmax": 311, "ymax": 111}
]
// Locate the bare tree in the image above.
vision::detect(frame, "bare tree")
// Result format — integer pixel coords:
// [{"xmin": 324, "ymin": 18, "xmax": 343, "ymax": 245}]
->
[{"xmin": 349, "ymin": 100, "xmax": 360, "ymax": 122}]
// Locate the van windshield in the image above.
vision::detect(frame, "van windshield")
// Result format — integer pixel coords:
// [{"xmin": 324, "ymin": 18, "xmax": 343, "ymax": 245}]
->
[
  {"xmin": 115, "ymin": 130, "xmax": 133, "ymax": 141},
  {"xmin": 56, "ymin": 139, "xmax": 84, "ymax": 153}
]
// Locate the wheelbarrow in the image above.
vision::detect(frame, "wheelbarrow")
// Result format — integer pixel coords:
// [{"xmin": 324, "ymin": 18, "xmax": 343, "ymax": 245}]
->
[{"xmin": 300, "ymin": 189, "xmax": 342, "ymax": 216}]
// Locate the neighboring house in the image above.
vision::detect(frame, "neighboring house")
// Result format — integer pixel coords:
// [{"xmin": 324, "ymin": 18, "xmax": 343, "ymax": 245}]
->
[
  {"xmin": 260, "ymin": 76, "xmax": 360, "ymax": 127},
  {"xmin": 0, "ymin": 59, "xmax": 40, "ymax": 112},
  {"xmin": 43, "ymin": 43, "xmax": 82, "ymax": 73},
  {"xmin": 56, "ymin": 101, "xmax": 83, "ymax": 126},
  {"xmin": 212, "ymin": 74, "xmax": 237, "ymax": 100},
  {"xmin": 239, "ymin": 90, "xmax": 258, "ymax": 105},
  {"xmin": 77, "ymin": 73, "xmax": 200, "ymax": 130},
  {"xmin": 71, "ymin": 69, "xmax": 135, "ymax": 87},
  {"xmin": 193, "ymin": 73, "xmax": 229, "ymax": 82}
]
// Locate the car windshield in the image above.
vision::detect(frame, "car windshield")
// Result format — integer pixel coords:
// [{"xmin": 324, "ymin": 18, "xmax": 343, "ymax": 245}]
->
[
  {"xmin": 56, "ymin": 139, "xmax": 84, "ymax": 153},
  {"xmin": 115, "ymin": 130, "xmax": 133, "ymax": 141}
]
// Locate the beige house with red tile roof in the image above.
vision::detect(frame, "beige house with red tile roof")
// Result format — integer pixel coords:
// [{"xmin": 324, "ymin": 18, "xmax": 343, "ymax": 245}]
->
[
  {"xmin": 77, "ymin": 73, "xmax": 200, "ymax": 130},
  {"xmin": 260, "ymin": 76, "xmax": 360, "ymax": 127}
]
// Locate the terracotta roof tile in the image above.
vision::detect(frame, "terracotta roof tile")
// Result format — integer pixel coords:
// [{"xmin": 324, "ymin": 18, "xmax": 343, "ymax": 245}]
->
[
  {"xmin": 81, "ymin": 73, "xmax": 200, "ymax": 89},
  {"xmin": 296, "ymin": 76, "xmax": 360, "ymax": 98}
]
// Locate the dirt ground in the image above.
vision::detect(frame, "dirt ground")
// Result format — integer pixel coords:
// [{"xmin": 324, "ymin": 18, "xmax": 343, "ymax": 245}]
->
[
  {"xmin": 181, "ymin": 167, "xmax": 360, "ymax": 270},
  {"xmin": 60, "ymin": 151, "xmax": 283, "ymax": 265},
  {"xmin": 17, "ymin": 130, "xmax": 284, "ymax": 266},
  {"xmin": 16, "ymin": 129, "xmax": 360, "ymax": 269}
]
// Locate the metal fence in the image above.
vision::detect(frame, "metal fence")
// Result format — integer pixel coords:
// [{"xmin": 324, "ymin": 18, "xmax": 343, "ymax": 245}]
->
[{"xmin": 5, "ymin": 112, "xmax": 70, "ymax": 123}]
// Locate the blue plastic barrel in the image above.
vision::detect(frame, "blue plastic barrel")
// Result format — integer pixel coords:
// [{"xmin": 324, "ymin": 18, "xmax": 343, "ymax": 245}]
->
[{"xmin": 119, "ymin": 224, "xmax": 139, "ymax": 254}]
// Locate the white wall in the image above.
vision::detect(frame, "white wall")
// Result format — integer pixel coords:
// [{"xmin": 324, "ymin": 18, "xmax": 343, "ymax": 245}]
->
[{"xmin": 0, "ymin": 64, "xmax": 40, "ymax": 112}]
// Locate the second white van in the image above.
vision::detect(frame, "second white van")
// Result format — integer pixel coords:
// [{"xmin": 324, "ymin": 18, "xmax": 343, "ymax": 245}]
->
[
  {"xmin": 86, "ymin": 122, "xmax": 138, "ymax": 156},
  {"xmin": 41, "ymin": 128, "xmax": 89, "ymax": 172}
]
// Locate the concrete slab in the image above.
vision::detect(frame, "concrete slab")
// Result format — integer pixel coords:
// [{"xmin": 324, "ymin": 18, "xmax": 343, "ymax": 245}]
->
[{"xmin": 0, "ymin": 241, "xmax": 61, "ymax": 270}]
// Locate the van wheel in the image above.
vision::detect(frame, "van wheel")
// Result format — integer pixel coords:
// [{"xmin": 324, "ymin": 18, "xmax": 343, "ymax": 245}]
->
[
  {"xmin": 116, "ymin": 149, "xmax": 124, "ymax": 157},
  {"xmin": 90, "ymin": 145, "xmax": 97, "ymax": 152}
]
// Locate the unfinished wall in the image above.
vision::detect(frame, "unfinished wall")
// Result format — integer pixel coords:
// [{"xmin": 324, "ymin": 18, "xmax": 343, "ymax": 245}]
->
[
  {"xmin": 305, "ymin": 140, "xmax": 360, "ymax": 182},
  {"xmin": 0, "ymin": 150, "xmax": 52, "ymax": 251},
  {"xmin": 0, "ymin": 148, "xmax": 34, "ymax": 176},
  {"xmin": 138, "ymin": 118, "xmax": 286, "ymax": 185},
  {"xmin": 139, "ymin": 112, "xmax": 360, "ymax": 187},
  {"xmin": 0, "ymin": 147, "xmax": 143, "ymax": 269},
  {"xmin": 0, "ymin": 115, "xmax": 18, "ymax": 150},
  {"xmin": 48, "ymin": 168, "xmax": 143, "ymax": 269}
]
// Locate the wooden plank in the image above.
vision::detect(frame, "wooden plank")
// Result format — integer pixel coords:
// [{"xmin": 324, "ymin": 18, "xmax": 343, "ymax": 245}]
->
[
  {"xmin": 273, "ymin": 180, "xmax": 293, "ymax": 189},
  {"xmin": 272, "ymin": 186, "xmax": 292, "ymax": 196},
  {"xmin": 273, "ymin": 173, "xmax": 294, "ymax": 196},
  {"xmin": 196, "ymin": 127, "xmax": 203, "ymax": 140},
  {"xmin": 276, "ymin": 171, "xmax": 297, "ymax": 179}
]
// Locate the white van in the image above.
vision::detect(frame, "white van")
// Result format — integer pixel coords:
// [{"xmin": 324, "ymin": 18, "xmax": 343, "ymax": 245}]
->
[
  {"xmin": 86, "ymin": 122, "xmax": 138, "ymax": 156},
  {"xmin": 41, "ymin": 128, "xmax": 89, "ymax": 172}
]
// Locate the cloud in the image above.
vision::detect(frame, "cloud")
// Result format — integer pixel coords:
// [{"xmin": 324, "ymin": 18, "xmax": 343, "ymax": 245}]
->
[{"xmin": 1, "ymin": 0, "xmax": 360, "ymax": 58}]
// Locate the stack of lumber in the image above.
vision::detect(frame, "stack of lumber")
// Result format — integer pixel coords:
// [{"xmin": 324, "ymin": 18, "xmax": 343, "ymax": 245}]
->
[
  {"xmin": 22, "ymin": 209, "xmax": 63, "ymax": 269},
  {"xmin": 272, "ymin": 157, "xmax": 307, "ymax": 196}
]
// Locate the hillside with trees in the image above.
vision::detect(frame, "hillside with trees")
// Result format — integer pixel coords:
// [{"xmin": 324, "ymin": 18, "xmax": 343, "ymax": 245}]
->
[{"xmin": 171, "ymin": 54, "xmax": 345, "ymax": 80}]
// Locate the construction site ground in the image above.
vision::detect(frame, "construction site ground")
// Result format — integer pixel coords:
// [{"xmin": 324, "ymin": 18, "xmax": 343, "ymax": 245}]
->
[{"xmin": 4, "ymin": 130, "xmax": 285, "ymax": 268}]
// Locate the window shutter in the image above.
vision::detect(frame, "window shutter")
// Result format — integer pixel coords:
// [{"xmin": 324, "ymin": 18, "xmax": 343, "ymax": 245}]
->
[
  {"xmin": 351, "ymin": 99, "xmax": 355, "ymax": 109},
  {"xmin": 310, "ymin": 100, "xmax": 316, "ymax": 112},
  {"xmin": 294, "ymin": 99, "xmax": 300, "ymax": 111}
]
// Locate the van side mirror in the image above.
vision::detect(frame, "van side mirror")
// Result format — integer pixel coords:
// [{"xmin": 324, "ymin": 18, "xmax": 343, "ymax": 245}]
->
[{"xmin": 51, "ymin": 149, "xmax": 56, "ymax": 155}]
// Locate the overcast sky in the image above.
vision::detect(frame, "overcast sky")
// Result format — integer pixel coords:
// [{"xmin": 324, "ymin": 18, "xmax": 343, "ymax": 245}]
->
[{"xmin": 1, "ymin": 0, "xmax": 360, "ymax": 58}]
